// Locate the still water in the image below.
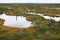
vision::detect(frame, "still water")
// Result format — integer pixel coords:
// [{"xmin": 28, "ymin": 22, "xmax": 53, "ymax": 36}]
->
[
  {"xmin": 27, "ymin": 12, "xmax": 60, "ymax": 22},
  {"xmin": 0, "ymin": 12, "xmax": 60, "ymax": 28},
  {"xmin": 0, "ymin": 13, "xmax": 33, "ymax": 28}
]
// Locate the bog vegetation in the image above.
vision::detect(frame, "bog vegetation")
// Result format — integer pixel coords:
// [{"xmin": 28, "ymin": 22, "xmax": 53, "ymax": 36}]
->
[{"xmin": 0, "ymin": 4, "xmax": 60, "ymax": 40}]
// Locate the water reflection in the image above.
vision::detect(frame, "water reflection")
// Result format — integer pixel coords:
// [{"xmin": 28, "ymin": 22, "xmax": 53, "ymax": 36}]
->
[
  {"xmin": 27, "ymin": 12, "xmax": 60, "ymax": 21},
  {"xmin": 0, "ymin": 13, "xmax": 33, "ymax": 28}
]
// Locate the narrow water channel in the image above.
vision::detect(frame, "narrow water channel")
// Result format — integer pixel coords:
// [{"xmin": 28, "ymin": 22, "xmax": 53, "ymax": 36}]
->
[{"xmin": 27, "ymin": 12, "xmax": 60, "ymax": 22}]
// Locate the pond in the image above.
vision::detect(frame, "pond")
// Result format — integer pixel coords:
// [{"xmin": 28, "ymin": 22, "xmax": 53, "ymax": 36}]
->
[{"xmin": 0, "ymin": 13, "xmax": 33, "ymax": 28}]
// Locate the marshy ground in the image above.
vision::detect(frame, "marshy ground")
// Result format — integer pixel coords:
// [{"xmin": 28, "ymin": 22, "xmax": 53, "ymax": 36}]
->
[{"xmin": 0, "ymin": 4, "xmax": 60, "ymax": 40}]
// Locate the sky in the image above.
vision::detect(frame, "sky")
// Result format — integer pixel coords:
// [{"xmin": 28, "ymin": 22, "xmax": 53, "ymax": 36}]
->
[{"xmin": 0, "ymin": 0, "xmax": 60, "ymax": 3}]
